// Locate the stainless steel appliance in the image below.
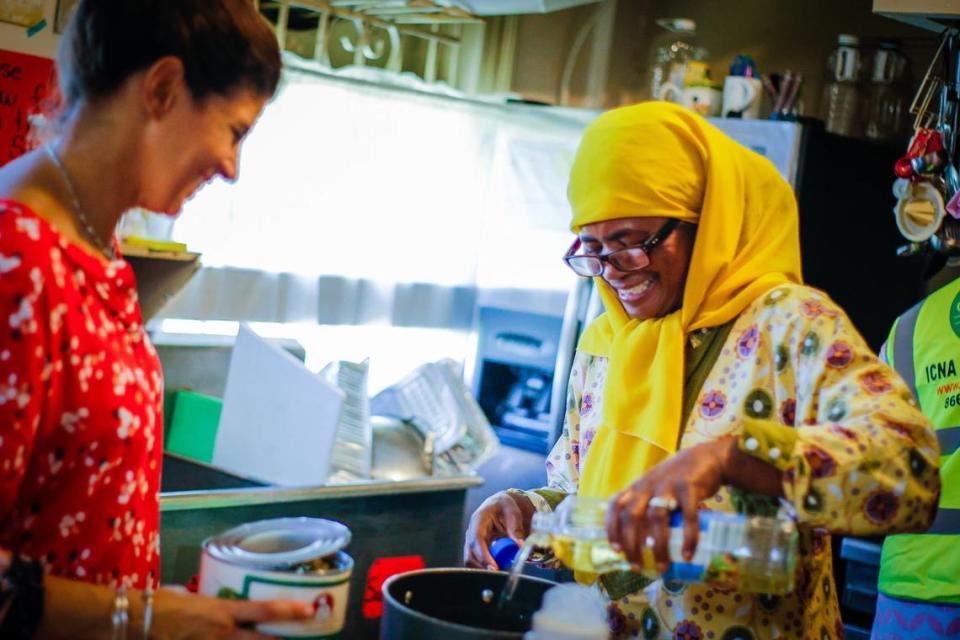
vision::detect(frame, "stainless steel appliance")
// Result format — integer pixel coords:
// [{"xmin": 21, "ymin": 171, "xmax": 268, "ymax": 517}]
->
[{"xmin": 472, "ymin": 306, "xmax": 564, "ymax": 454}]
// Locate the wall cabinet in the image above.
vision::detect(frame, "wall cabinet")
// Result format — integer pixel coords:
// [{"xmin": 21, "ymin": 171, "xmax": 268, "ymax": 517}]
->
[{"xmin": 874, "ymin": 0, "xmax": 960, "ymax": 33}]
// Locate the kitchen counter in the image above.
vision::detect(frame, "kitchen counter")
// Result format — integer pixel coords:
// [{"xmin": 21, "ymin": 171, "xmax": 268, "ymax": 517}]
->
[
  {"xmin": 160, "ymin": 474, "xmax": 482, "ymax": 511},
  {"xmin": 159, "ymin": 453, "xmax": 482, "ymax": 638}
]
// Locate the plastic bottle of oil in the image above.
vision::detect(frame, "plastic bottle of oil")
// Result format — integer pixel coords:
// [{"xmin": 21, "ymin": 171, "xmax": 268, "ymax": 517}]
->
[{"xmin": 527, "ymin": 495, "xmax": 799, "ymax": 595}]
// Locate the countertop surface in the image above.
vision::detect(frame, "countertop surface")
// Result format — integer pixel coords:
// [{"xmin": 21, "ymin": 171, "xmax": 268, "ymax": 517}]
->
[{"xmin": 160, "ymin": 473, "xmax": 482, "ymax": 511}]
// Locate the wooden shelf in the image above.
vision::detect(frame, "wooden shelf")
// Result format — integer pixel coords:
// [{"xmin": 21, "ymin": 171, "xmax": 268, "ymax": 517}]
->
[
  {"xmin": 120, "ymin": 243, "xmax": 199, "ymax": 261},
  {"xmin": 121, "ymin": 243, "xmax": 201, "ymax": 322},
  {"xmin": 874, "ymin": 0, "xmax": 960, "ymax": 33}
]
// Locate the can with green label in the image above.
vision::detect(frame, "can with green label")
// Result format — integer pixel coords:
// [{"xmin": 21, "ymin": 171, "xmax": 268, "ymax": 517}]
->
[{"xmin": 199, "ymin": 517, "xmax": 353, "ymax": 638}]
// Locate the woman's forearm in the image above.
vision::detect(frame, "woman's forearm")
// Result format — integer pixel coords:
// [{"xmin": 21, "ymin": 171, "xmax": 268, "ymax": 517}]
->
[
  {"xmin": 34, "ymin": 576, "xmax": 122, "ymax": 640},
  {"xmin": 0, "ymin": 551, "xmax": 123, "ymax": 639},
  {"xmin": 718, "ymin": 436, "xmax": 784, "ymax": 498}
]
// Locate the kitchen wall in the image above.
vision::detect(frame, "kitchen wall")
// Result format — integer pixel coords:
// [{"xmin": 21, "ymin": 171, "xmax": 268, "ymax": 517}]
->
[
  {"xmin": 4, "ymin": 0, "xmax": 934, "ymax": 119},
  {"xmin": 506, "ymin": 1, "xmax": 628, "ymax": 106},
  {"xmin": 512, "ymin": 0, "xmax": 937, "ymax": 114}
]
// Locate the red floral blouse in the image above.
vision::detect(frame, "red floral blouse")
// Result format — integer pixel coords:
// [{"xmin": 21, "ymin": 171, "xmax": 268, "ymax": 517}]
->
[{"xmin": 0, "ymin": 200, "xmax": 162, "ymax": 590}]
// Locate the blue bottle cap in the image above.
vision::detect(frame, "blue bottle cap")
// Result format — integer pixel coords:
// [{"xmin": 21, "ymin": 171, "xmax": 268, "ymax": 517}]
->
[{"xmin": 490, "ymin": 538, "xmax": 519, "ymax": 570}]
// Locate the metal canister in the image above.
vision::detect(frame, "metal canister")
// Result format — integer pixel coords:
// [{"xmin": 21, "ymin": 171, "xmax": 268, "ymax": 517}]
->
[{"xmin": 199, "ymin": 517, "xmax": 353, "ymax": 638}]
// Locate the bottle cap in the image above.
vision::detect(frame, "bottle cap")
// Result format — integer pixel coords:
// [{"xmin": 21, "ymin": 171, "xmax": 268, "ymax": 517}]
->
[
  {"xmin": 838, "ymin": 34, "xmax": 859, "ymax": 46},
  {"xmin": 490, "ymin": 538, "xmax": 520, "ymax": 570}
]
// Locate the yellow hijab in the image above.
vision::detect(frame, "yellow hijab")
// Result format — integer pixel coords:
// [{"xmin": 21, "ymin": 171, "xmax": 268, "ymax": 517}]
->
[{"xmin": 570, "ymin": 102, "xmax": 803, "ymax": 499}]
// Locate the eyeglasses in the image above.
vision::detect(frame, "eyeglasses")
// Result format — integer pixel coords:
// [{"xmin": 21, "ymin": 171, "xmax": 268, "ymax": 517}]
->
[{"xmin": 563, "ymin": 219, "xmax": 681, "ymax": 277}]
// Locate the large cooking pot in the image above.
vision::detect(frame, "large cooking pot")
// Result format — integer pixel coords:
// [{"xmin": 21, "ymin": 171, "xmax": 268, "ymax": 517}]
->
[{"xmin": 380, "ymin": 568, "xmax": 556, "ymax": 639}]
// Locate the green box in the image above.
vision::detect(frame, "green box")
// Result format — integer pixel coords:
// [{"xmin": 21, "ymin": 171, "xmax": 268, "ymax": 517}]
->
[{"xmin": 165, "ymin": 390, "xmax": 223, "ymax": 463}]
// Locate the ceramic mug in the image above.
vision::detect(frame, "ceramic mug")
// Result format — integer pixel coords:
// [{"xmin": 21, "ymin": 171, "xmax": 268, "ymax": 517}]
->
[
  {"xmin": 682, "ymin": 85, "xmax": 722, "ymax": 117},
  {"xmin": 656, "ymin": 82, "xmax": 684, "ymax": 104},
  {"xmin": 722, "ymin": 76, "xmax": 763, "ymax": 119},
  {"xmin": 658, "ymin": 84, "xmax": 722, "ymax": 117}
]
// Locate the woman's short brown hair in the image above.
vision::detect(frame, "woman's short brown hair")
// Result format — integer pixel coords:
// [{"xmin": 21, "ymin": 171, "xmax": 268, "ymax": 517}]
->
[{"xmin": 58, "ymin": 0, "xmax": 282, "ymax": 107}]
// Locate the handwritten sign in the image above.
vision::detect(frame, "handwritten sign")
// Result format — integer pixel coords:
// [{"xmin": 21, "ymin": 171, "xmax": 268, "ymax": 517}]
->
[{"xmin": 0, "ymin": 48, "xmax": 54, "ymax": 165}]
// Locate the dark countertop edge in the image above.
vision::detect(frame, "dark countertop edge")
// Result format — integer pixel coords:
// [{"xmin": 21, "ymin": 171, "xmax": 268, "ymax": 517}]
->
[{"xmin": 159, "ymin": 474, "xmax": 484, "ymax": 511}]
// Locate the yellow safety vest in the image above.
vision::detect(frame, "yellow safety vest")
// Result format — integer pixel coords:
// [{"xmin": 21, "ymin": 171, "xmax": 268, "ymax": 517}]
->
[{"xmin": 879, "ymin": 277, "xmax": 960, "ymax": 603}]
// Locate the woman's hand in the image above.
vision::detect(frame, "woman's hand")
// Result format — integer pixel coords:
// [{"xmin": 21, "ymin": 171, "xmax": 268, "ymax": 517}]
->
[
  {"xmin": 606, "ymin": 436, "xmax": 784, "ymax": 574},
  {"xmin": 150, "ymin": 588, "xmax": 314, "ymax": 639},
  {"xmin": 35, "ymin": 576, "xmax": 314, "ymax": 640},
  {"xmin": 606, "ymin": 438, "xmax": 736, "ymax": 574},
  {"xmin": 463, "ymin": 491, "xmax": 536, "ymax": 570}
]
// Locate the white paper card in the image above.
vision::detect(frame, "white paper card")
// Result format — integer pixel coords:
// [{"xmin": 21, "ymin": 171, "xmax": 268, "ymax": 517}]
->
[{"xmin": 214, "ymin": 325, "xmax": 344, "ymax": 486}]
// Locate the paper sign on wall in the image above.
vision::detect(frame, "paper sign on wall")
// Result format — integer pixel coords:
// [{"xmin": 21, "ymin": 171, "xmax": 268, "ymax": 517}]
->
[
  {"xmin": 0, "ymin": 0, "xmax": 44, "ymax": 28},
  {"xmin": 0, "ymin": 48, "xmax": 54, "ymax": 165}
]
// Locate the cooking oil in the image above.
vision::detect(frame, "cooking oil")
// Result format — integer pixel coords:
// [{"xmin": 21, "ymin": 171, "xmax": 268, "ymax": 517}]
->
[{"xmin": 508, "ymin": 495, "xmax": 798, "ymax": 596}]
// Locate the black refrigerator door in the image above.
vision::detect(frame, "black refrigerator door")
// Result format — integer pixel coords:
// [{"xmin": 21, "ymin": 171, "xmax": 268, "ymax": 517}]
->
[{"xmin": 795, "ymin": 125, "xmax": 927, "ymax": 352}]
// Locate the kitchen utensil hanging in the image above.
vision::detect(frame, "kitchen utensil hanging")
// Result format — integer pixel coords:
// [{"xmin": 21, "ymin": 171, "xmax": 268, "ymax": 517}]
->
[{"xmin": 894, "ymin": 28, "xmax": 960, "ymax": 264}]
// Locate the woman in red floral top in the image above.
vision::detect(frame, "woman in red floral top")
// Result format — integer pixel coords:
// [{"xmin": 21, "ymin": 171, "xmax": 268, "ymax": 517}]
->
[{"xmin": 0, "ymin": 1, "xmax": 312, "ymax": 637}]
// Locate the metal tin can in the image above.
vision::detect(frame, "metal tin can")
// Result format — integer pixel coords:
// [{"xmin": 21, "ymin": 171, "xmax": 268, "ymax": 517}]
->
[{"xmin": 199, "ymin": 517, "xmax": 352, "ymax": 638}]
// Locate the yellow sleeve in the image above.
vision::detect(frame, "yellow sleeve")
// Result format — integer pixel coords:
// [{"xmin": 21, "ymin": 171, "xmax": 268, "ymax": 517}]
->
[
  {"xmin": 736, "ymin": 290, "xmax": 940, "ymax": 536},
  {"xmin": 539, "ymin": 351, "xmax": 592, "ymax": 498}
]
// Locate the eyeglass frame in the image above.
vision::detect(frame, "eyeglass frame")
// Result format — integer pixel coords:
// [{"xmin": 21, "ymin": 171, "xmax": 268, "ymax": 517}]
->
[{"xmin": 562, "ymin": 218, "xmax": 682, "ymax": 277}]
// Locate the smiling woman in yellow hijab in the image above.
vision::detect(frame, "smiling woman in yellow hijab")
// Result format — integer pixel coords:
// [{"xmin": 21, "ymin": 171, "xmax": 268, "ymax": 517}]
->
[
  {"xmin": 464, "ymin": 102, "xmax": 939, "ymax": 639},
  {"xmin": 570, "ymin": 102, "xmax": 802, "ymax": 500}
]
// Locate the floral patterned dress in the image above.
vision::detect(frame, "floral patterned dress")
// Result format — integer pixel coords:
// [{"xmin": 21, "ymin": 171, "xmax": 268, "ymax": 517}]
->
[
  {"xmin": 0, "ymin": 200, "xmax": 163, "ymax": 591},
  {"xmin": 525, "ymin": 284, "xmax": 940, "ymax": 640}
]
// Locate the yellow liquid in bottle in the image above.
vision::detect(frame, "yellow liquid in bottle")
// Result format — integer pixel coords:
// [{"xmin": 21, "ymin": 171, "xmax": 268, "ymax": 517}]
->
[
  {"xmin": 548, "ymin": 535, "xmax": 634, "ymax": 574},
  {"xmin": 528, "ymin": 496, "xmax": 797, "ymax": 595},
  {"xmin": 533, "ymin": 534, "xmax": 794, "ymax": 595}
]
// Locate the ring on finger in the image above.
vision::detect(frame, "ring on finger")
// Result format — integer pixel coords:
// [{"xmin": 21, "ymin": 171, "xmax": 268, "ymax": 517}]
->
[{"xmin": 648, "ymin": 496, "xmax": 678, "ymax": 511}]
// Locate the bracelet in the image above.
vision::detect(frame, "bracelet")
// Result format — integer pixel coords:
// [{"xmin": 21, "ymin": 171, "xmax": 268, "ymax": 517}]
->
[
  {"xmin": 111, "ymin": 582, "xmax": 154, "ymax": 640},
  {"xmin": 0, "ymin": 555, "xmax": 45, "ymax": 640},
  {"xmin": 141, "ymin": 586, "xmax": 154, "ymax": 640},
  {"xmin": 111, "ymin": 584, "xmax": 129, "ymax": 640}
]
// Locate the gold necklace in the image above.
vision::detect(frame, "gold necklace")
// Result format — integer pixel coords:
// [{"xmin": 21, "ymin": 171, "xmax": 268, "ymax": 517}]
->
[{"xmin": 44, "ymin": 143, "xmax": 116, "ymax": 260}]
